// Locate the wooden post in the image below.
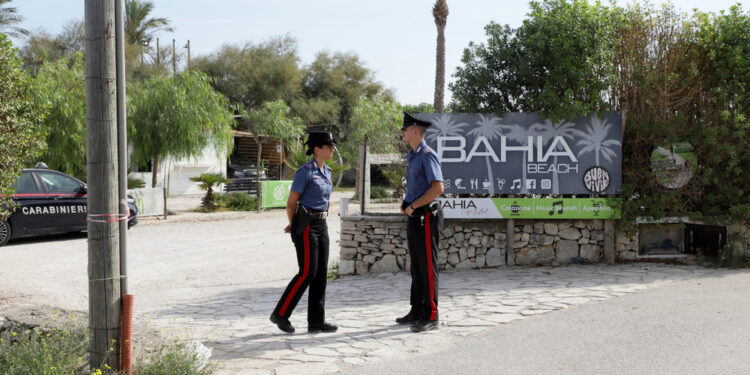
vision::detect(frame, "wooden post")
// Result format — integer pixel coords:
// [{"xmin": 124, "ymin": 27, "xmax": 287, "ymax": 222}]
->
[
  {"xmin": 506, "ymin": 219, "xmax": 515, "ymax": 265},
  {"xmin": 85, "ymin": 0, "xmax": 121, "ymax": 370},
  {"xmin": 604, "ymin": 220, "xmax": 615, "ymax": 264}
]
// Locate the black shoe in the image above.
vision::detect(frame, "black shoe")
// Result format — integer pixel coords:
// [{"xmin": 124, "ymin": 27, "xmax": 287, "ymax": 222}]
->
[
  {"xmin": 396, "ymin": 311, "xmax": 422, "ymax": 325},
  {"xmin": 410, "ymin": 319, "xmax": 439, "ymax": 333},
  {"xmin": 270, "ymin": 314, "xmax": 295, "ymax": 334},
  {"xmin": 308, "ymin": 322, "xmax": 338, "ymax": 333}
]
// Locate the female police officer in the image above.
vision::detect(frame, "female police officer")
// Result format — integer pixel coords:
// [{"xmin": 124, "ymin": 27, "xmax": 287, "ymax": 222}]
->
[{"xmin": 270, "ymin": 131, "xmax": 338, "ymax": 334}]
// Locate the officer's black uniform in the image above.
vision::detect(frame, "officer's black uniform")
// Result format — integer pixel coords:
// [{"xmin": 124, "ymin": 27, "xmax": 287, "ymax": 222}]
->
[
  {"xmin": 271, "ymin": 131, "xmax": 338, "ymax": 334},
  {"xmin": 397, "ymin": 112, "xmax": 444, "ymax": 333}
]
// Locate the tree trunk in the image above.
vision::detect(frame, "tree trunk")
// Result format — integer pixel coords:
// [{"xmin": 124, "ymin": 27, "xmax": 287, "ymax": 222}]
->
[
  {"xmin": 434, "ymin": 24, "xmax": 446, "ymax": 113},
  {"xmin": 151, "ymin": 155, "xmax": 159, "ymax": 188}
]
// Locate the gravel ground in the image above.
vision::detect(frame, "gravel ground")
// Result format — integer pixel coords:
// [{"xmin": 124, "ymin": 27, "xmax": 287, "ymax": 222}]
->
[{"xmin": 0, "ymin": 191, "xmax": 352, "ymax": 322}]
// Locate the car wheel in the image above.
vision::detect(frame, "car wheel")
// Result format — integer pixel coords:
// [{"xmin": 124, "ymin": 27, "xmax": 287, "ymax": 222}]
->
[{"xmin": 0, "ymin": 220, "xmax": 11, "ymax": 247}]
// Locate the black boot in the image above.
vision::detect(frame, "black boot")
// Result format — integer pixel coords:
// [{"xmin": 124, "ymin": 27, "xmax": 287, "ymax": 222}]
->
[
  {"xmin": 396, "ymin": 310, "xmax": 422, "ymax": 325},
  {"xmin": 270, "ymin": 313, "xmax": 295, "ymax": 334},
  {"xmin": 411, "ymin": 319, "xmax": 439, "ymax": 332},
  {"xmin": 308, "ymin": 322, "xmax": 338, "ymax": 333}
]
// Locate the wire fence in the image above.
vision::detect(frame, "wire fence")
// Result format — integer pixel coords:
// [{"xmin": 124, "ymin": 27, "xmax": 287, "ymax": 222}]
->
[{"xmin": 354, "ymin": 139, "xmax": 409, "ymax": 216}]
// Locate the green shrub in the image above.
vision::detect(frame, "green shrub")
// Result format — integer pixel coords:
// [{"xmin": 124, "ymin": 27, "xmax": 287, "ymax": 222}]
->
[
  {"xmin": 370, "ymin": 186, "xmax": 391, "ymax": 199},
  {"xmin": 133, "ymin": 342, "xmax": 215, "ymax": 375},
  {"xmin": 214, "ymin": 192, "xmax": 257, "ymax": 211},
  {"xmin": 0, "ymin": 319, "xmax": 215, "ymax": 375},
  {"xmin": 0, "ymin": 325, "xmax": 87, "ymax": 375}
]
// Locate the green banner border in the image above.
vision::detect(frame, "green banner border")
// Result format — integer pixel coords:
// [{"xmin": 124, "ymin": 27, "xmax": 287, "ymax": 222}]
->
[{"xmin": 492, "ymin": 198, "xmax": 620, "ymax": 219}]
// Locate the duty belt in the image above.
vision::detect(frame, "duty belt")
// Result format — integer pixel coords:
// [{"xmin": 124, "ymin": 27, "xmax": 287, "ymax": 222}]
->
[
  {"xmin": 297, "ymin": 205, "xmax": 328, "ymax": 219},
  {"xmin": 412, "ymin": 201, "xmax": 441, "ymax": 216}
]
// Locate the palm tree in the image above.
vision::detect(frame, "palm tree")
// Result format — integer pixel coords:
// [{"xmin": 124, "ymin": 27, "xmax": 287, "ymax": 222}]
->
[
  {"xmin": 575, "ymin": 116, "xmax": 621, "ymax": 165},
  {"xmin": 432, "ymin": 0, "xmax": 448, "ymax": 113},
  {"xmin": 467, "ymin": 114, "xmax": 511, "ymax": 194},
  {"xmin": 125, "ymin": 0, "xmax": 173, "ymax": 47},
  {"xmin": 537, "ymin": 120, "xmax": 577, "ymax": 194},
  {"xmin": 0, "ymin": 0, "xmax": 29, "ymax": 39},
  {"xmin": 190, "ymin": 173, "xmax": 230, "ymax": 210}
]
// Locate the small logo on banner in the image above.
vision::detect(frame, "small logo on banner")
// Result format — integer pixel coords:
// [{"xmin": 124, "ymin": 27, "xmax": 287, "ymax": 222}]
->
[{"xmin": 583, "ymin": 166, "xmax": 611, "ymax": 193}]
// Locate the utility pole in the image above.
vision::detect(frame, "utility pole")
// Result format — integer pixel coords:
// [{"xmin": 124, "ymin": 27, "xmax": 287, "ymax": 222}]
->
[
  {"xmin": 156, "ymin": 37, "xmax": 160, "ymax": 67},
  {"xmin": 172, "ymin": 38, "xmax": 176, "ymax": 76},
  {"xmin": 184, "ymin": 40, "xmax": 191, "ymax": 71},
  {"xmin": 85, "ymin": 0, "xmax": 121, "ymax": 370}
]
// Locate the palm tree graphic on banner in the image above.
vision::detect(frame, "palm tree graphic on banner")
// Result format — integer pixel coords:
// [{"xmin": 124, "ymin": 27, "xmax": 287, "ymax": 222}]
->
[
  {"xmin": 537, "ymin": 119, "xmax": 578, "ymax": 194},
  {"xmin": 467, "ymin": 114, "xmax": 513, "ymax": 194},
  {"xmin": 575, "ymin": 116, "xmax": 621, "ymax": 166},
  {"xmin": 504, "ymin": 122, "xmax": 547, "ymax": 194},
  {"xmin": 426, "ymin": 114, "xmax": 467, "ymax": 191}
]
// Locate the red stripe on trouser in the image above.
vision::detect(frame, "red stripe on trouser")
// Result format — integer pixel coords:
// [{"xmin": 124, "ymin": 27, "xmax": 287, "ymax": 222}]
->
[
  {"xmin": 425, "ymin": 212, "xmax": 437, "ymax": 321},
  {"xmin": 279, "ymin": 225, "xmax": 310, "ymax": 316}
]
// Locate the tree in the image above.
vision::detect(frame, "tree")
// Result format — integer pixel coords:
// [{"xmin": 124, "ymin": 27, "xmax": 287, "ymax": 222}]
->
[
  {"xmin": 0, "ymin": 35, "xmax": 44, "ymax": 218},
  {"xmin": 0, "ymin": 0, "xmax": 28, "ymax": 39},
  {"xmin": 432, "ymin": 0, "xmax": 448, "ymax": 113},
  {"xmin": 19, "ymin": 20, "xmax": 84, "ymax": 75},
  {"xmin": 344, "ymin": 96, "xmax": 404, "ymax": 198},
  {"xmin": 190, "ymin": 173, "xmax": 230, "ymax": 210},
  {"xmin": 193, "ymin": 37, "xmax": 302, "ymax": 110},
  {"xmin": 242, "ymin": 100, "xmax": 305, "ymax": 201},
  {"xmin": 125, "ymin": 0, "xmax": 173, "ymax": 46},
  {"xmin": 292, "ymin": 50, "xmax": 393, "ymax": 127},
  {"xmin": 31, "ymin": 52, "xmax": 87, "ymax": 179},
  {"xmin": 450, "ymin": 0, "xmax": 621, "ymax": 120},
  {"xmin": 128, "ymin": 71, "xmax": 234, "ymax": 187}
]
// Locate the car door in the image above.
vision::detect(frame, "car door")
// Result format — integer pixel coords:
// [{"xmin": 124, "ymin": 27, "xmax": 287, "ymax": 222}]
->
[
  {"xmin": 8, "ymin": 171, "xmax": 49, "ymax": 236},
  {"xmin": 35, "ymin": 170, "xmax": 88, "ymax": 232}
]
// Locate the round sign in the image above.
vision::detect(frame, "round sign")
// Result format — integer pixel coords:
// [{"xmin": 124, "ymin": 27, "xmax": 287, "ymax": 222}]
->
[
  {"xmin": 583, "ymin": 166, "xmax": 611, "ymax": 193},
  {"xmin": 650, "ymin": 142, "xmax": 696, "ymax": 189},
  {"xmin": 273, "ymin": 185, "xmax": 287, "ymax": 201}
]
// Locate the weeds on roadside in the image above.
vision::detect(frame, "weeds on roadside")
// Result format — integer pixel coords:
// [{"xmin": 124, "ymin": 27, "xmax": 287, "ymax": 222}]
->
[
  {"xmin": 327, "ymin": 263, "xmax": 340, "ymax": 281},
  {"xmin": 0, "ymin": 318, "xmax": 215, "ymax": 375}
]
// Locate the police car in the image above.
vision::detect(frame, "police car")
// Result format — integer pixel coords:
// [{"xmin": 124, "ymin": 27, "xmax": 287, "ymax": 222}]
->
[{"xmin": 0, "ymin": 168, "xmax": 138, "ymax": 247}]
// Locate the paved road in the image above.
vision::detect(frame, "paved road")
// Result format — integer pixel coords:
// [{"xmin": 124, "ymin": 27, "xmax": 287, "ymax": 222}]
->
[
  {"xmin": 342, "ymin": 269, "xmax": 750, "ymax": 375},
  {"xmin": 0, "ymin": 194, "xmax": 345, "ymax": 312}
]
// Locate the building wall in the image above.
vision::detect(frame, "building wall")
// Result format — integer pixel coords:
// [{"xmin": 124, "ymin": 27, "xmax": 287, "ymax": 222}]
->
[{"xmin": 133, "ymin": 144, "xmax": 227, "ymax": 196}]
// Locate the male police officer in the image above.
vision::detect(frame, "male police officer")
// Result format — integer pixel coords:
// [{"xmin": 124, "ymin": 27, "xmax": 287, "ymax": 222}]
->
[{"xmin": 397, "ymin": 112, "xmax": 444, "ymax": 333}]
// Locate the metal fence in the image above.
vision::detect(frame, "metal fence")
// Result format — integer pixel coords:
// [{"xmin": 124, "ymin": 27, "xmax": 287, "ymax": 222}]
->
[{"xmin": 356, "ymin": 140, "xmax": 409, "ymax": 216}]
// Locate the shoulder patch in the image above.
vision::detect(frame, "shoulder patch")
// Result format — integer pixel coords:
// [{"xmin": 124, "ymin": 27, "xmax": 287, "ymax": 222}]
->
[{"xmin": 422, "ymin": 146, "xmax": 433, "ymax": 154}]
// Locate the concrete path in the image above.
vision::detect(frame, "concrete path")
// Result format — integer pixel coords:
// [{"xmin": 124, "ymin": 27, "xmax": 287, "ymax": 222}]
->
[{"xmin": 140, "ymin": 264, "xmax": 724, "ymax": 375}]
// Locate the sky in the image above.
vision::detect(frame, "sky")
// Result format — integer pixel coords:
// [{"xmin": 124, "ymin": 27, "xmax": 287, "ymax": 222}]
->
[{"xmin": 9, "ymin": 0, "xmax": 748, "ymax": 105}]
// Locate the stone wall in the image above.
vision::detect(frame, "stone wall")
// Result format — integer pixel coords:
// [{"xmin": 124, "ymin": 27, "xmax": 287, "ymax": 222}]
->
[{"xmin": 339, "ymin": 216, "xmax": 608, "ymax": 275}]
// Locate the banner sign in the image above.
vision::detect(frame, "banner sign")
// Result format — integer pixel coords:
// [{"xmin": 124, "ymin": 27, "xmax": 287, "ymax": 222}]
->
[
  {"xmin": 128, "ymin": 188, "xmax": 165, "ymax": 217},
  {"xmin": 418, "ymin": 112, "xmax": 622, "ymax": 195},
  {"xmin": 437, "ymin": 198, "xmax": 621, "ymax": 219},
  {"xmin": 261, "ymin": 180, "xmax": 292, "ymax": 208}
]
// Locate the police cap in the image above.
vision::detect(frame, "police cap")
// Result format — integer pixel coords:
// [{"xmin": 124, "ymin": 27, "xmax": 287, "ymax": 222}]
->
[
  {"xmin": 402, "ymin": 112, "xmax": 432, "ymax": 131},
  {"xmin": 305, "ymin": 131, "xmax": 337, "ymax": 155}
]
